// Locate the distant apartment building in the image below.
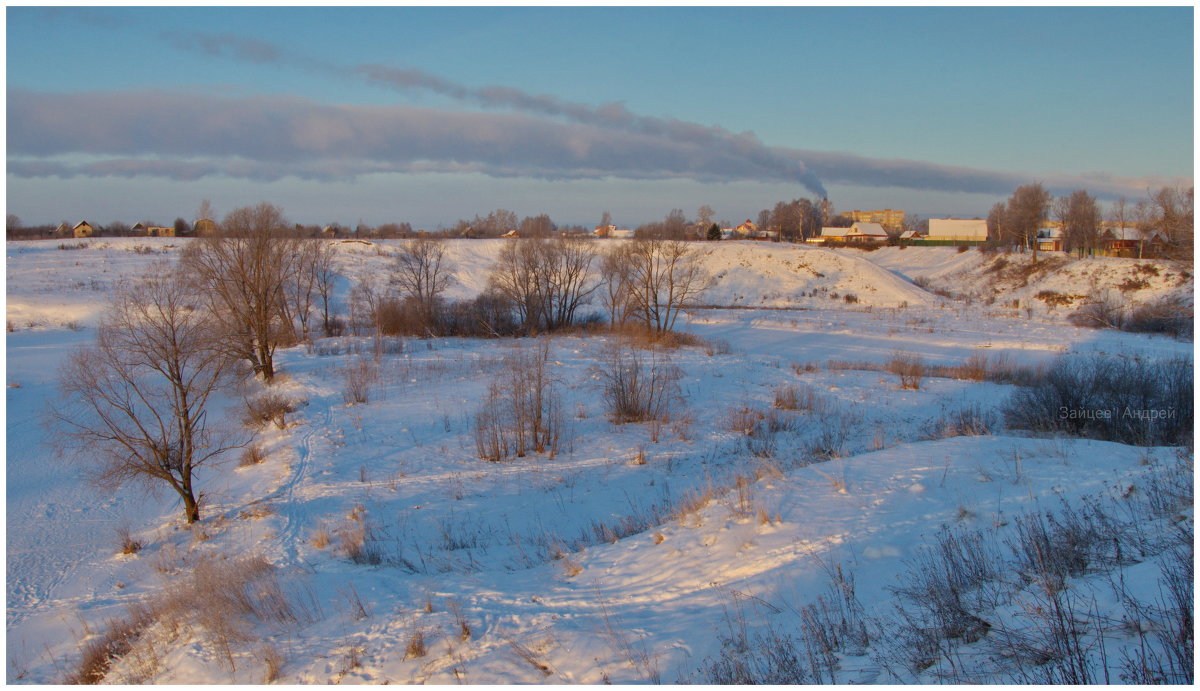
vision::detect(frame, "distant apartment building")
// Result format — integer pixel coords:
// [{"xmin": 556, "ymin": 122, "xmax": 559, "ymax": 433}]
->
[{"xmin": 849, "ymin": 208, "xmax": 905, "ymax": 232}]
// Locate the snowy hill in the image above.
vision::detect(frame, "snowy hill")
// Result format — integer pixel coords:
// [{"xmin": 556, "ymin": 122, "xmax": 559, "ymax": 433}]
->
[
  {"xmin": 5, "ymin": 237, "xmax": 1192, "ymax": 684},
  {"xmin": 843, "ymin": 245, "xmax": 1193, "ymax": 315}
]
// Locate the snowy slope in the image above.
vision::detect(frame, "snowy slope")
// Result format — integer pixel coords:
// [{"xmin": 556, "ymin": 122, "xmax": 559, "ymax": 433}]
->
[
  {"xmin": 844, "ymin": 245, "xmax": 1194, "ymax": 314},
  {"xmin": 5, "ymin": 238, "xmax": 1192, "ymax": 684}
]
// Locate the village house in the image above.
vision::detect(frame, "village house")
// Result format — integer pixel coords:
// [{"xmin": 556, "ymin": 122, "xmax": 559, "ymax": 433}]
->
[
  {"xmin": 193, "ymin": 218, "xmax": 218, "ymax": 235},
  {"xmin": 131, "ymin": 222, "xmax": 175, "ymax": 237},
  {"xmin": 844, "ymin": 222, "xmax": 889, "ymax": 243},
  {"xmin": 812, "ymin": 226, "xmax": 850, "ymax": 243},
  {"xmin": 72, "ymin": 221, "xmax": 94, "ymax": 238},
  {"xmin": 1036, "ymin": 227, "xmax": 1064, "ymax": 252},
  {"xmin": 593, "ymin": 224, "xmax": 635, "ymax": 238},
  {"xmin": 1101, "ymin": 227, "xmax": 1164, "ymax": 258}
]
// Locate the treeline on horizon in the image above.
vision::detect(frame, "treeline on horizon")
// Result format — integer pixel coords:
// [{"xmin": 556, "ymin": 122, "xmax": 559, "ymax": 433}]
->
[{"xmin": 6, "ymin": 182, "xmax": 1193, "ymax": 254}]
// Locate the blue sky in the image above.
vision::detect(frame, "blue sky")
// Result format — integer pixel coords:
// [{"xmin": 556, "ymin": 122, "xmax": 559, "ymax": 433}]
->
[{"xmin": 6, "ymin": 6, "xmax": 1193, "ymax": 228}]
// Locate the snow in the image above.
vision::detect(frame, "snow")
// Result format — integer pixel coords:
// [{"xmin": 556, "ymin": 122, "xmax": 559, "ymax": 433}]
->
[{"xmin": 5, "ymin": 237, "xmax": 1192, "ymax": 684}]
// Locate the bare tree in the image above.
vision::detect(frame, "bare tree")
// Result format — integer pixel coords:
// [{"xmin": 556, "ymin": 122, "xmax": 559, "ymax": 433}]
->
[
  {"xmin": 180, "ymin": 203, "xmax": 299, "ymax": 382},
  {"xmin": 623, "ymin": 238, "xmax": 711, "ymax": 335},
  {"xmin": 281, "ymin": 239, "xmax": 328, "ymax": 341},
  {"xmin": 7, "ymin": 214, "xmax": 21, "ymax": 238},
  {"xmin": 663, "ymin": 208, "xmax": 689, "ymax": 240},
  {"xmin": 52, "ymin": 263, "xmax": 235, "ymax": 524},
  {"xmin": 519, "ymin": 214, "xmax": 556, "ymax": 238},
  {"xmin": 312, "ymin": 241, "xmax": 341, "ymax": 335},
  {"xmin": 488, "ymin": 237, "xmax": 598, "ymax": 333},
  {"xmin": 391, "ymin": 236, "xmax": 453, "ymax": 334},
  {"xmin": 1064, "ymin": 189, "xmax": 1100, "ymax": 256},
  {"xmin": 1052, "ymin": 196, "xmax": 1071, "ymax": 250},
  {"xmin": 1134, "ymin": 199, "xmax": 1156, "ymax": 258},
  {"xmin": 756, "ymin": 209, "xmax": 772, "ymax": 235},
  {"xmin": 1006, "ymin": 183, "xmax": 1051, "ymax": 260},
  {"xmin": 1150, "ymin": 185, "xmax": 1194, "ymax": 256},
  {"xmin": 600, "ymin": 243, "xmax": 636, "ymax": 328},
  {"xmin": 541, "ymin": 236, "xmax": 598, "ymax": 330},
  {"xmin": 987, "ymin": 201, "xmax": 1009, "ymax": 246}
]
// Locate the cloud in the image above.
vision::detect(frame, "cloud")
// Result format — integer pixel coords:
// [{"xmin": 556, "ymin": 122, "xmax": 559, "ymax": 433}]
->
[
  {"xmin": 148, "ymin": 32, "xmax": 1188, "ymax": 201},
  {"xmin": 8, "ymin": 89, "xmax": 829, "ymax": 186},
  {"xmin": 8, "ymin": 84, "xmax": 1180, "ymax": 201},
  {"xmin": 164, "ymin": 31, "xmax": 283, "ymax": 64},
  {"xmin": 790, "ymin": 148, "xmax": 1178, "ymax": 199},
  {"xmin": 160, "ymin": 32, "xmax": 828, "ymax": 197}
]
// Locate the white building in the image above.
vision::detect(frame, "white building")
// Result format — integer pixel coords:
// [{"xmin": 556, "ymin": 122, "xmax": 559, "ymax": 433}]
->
[
  {"xmin": 928, "ymin": 218, "xmax": 988, "ymax": 242},
  {"xmin": 816, "ymin": 227, "xmax": 850, "ymax": 242},
  {"xmin": 845, "ymin": 222, "xmax": 889, "ymax": 243}
]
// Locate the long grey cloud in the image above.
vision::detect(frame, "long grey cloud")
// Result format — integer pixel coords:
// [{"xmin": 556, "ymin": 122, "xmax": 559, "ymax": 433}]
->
[
  {"xmin": 8, "ymin": 87, "xmax": 1171, "ymax": 200},
  {"xmin": 12, "ymin": 31, "xmax": 1183, "ymax": 201},
  {"xmin": 161, "ymin": 32, "xmax": 1187, "ymax": 200},
  {"xmin": 8, "ymin": 89, "xmax": 832, "ymax": 186},
  {"xmin": 166, "ymin": 32, "xmax": 829, "ymax": 197}
]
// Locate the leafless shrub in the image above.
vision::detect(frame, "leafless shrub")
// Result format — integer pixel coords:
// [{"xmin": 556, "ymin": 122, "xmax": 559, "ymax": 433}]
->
[
  {"xmin": 340, "ymin": 584, "xmax": 371, "ymax": 620},
  {"xmin": 404, "ymin": 630, "xmax": 428, "ymax": 659},
  {"xmin": 1007, "ymin": 510, "xmax": 1101, "ymax": 594},
  {"xmin": 506, "ymin": 637, "xmax": 553, "ymax": 676},
  {"xmin": 596, "ymin": 594, "xmax": 661, "ymax": 682},
  {"xmin": 473, "ymin": 340, "xmax": 564, "ymax": 462},
  {"xmin": 1117, "ymin": 542, "xmax": 1193, "ymax": 684},
  {"xmin": 66, "ymin": 604, "xmax": 155, "ymax": 684},
  {"xmin": 373, "ymin": 297, "xmax": 422, "ymax": 336},
  {"xmin": 728, "ymin": 407, "xmax": 763, "ymax": 435},
  {"xmin": 671, "ymin": 483, "xmax": 716, "ymax": 523},
  {"xmin": 888, "ymin": 352, "xmax": 925, "ymax": 390},
  {"xmin": 448, "ymin": 600, "xmax": 472, "ymax": 642},
  {"xmin": 989, "ymin": 584, "xmax": 1101, "ymax": 684},
  {"xmin": 704, "ymin": 338, "xmax": 732, "ymax": 356},
  {"xmin": 116, "ymin": 525, "xmax": 143, "ymax": 555},
  {"xmin": 596, "ymin": 346, "xmax": 682, "ymax": 423},
  {"xmin": 311, "ymin": 524, "xmax": 331, "ymax": 549},
  {"xmin": 1122, "ymin": 294, "xmax": 1193, "ymax": 339},
  {"xmin": 238, "ymin": 503, "xmax": 274, "ymax": 520},
  {"xmin": 239, "ymin": 443, "xmax": 267, "ymax": 467},
  {"xmin": 342, "ymin": 358, "xmax": 378, "ymax": 405},
  {"xmin": 337, "ymin": 505, "xmax": 383, "ymax": 565},
  {"xmin": 773, "ymin": 382, "xmax": 825, "ymax": 411},
  {"xmin": 1002, "ymin": 355, "xmax": 1192, "ymax": 446},
  {"xmin": 242, "ymin": 392, "xmax": 299, "ymax": 430},
  {"xmin": 881, "ymin": 527, "xmax": 1006, "ymax": 679},
  {"xmin": 259, "ymin": 644, "xmax": 284, "ymax": 683},
  {"xmin": 920, "ymin": 403, "xmax": 996, "ymax": 439},
  {"xmin": 803, "ymin": 420, "xmax": 851, "ymax": 463},
  {"xmin": 1068, "ymin": 290, "xmax": 1126, "ymax": 330},
  {"xmin": 691, "ymin": 566, "xmax": 868, "ymax": 685}
]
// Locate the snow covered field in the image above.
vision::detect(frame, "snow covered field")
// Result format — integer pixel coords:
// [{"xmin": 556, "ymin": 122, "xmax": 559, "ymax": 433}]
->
[{"xmin": 5, "ymin": 237, "xmax": 1193, "ymax": 683}]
